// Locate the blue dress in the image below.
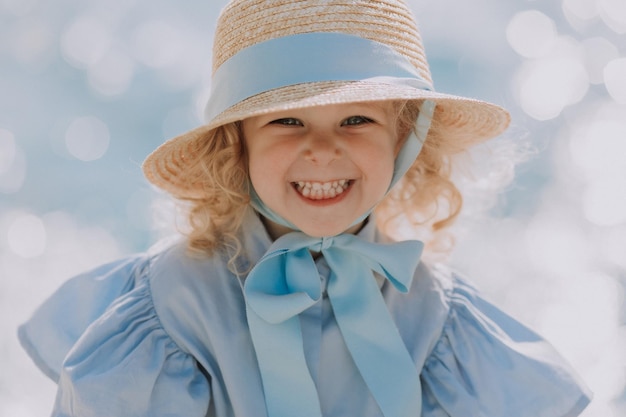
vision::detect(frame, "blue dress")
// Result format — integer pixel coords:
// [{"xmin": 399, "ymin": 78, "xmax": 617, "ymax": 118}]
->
[{"xmin": 18, "ymin": 210, "xmax": 592, "ymax": 416}]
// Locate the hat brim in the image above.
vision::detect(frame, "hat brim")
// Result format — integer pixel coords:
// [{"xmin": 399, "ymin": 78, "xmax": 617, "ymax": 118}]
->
[{"xmin": 142, "ymin": 80, "xmax": 510, "ymax": 198}]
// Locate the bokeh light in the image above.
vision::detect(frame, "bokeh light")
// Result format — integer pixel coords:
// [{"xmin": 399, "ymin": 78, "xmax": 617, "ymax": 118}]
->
[
  {"xmin": 0, "ymin": 129, "xmax": 26, "ymax": 194},
  {"xmin": 506, "ymin": 10, "xmax": 558, "ymax": 58},
  {"xmin": 562, "ymin": 0, "xmax": 598, "ymax": 21},
  {"xmin": 7, "ymin": 213, "xmax": 47, "ymax": 258},
  {"xmin": 131, "ymin": 20, "xmax": 183, "ymax": 69},
  {"xmin": 0, "ymin": 128, "xmax": 16, "ymax": 174},
  {"xmin": 87, "ymin": 47, "xmax": 135, "ymax": 96},
  {"xmin": 583, "ymin": 179, "xmax": 626, "ymax": 225},
  {"xmin": 510, "ymin": 20, "xmax": 592, "ymax": 122},
  {"xmin": 60, "ymin": 16, "xmax": 112, "ymax": 70},
  {"xmin": 64, "ymin": 116, "xmax": 110, "ymax": 161},
  {"xmin": 567, "ymin": 114, "xmax": 626, "ymax": 225},
  {"xmin": 130, "ymin": 20, "xmax": 209, "ymax": 91},
  {"xmin": 525, "ymin": 211, "xmax": 590, "ymax": 275},
  {"xmin": 580, "ymin": 37, "xmax": 618, "ymax": 84},
  {"xmin": 2, "ymin": 0, "xmax": 625, "ymax": 416},
  {"xmin": 569, "ymin": 119, "xmax": 626, "ymax": 181},
  {"xmin": 604, "ymin": 58, "xmax": 626, "ymax": 103},
  {"xmin": 599, "ymin": 0, "xmax": 626, "ymax": 33},
  {"xmin": 516, "ymin": 52, "xmax": 589, "ymax": 120}
]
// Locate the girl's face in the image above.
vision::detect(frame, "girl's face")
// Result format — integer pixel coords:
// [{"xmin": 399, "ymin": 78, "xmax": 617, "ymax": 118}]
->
[{"xmin": 242, "ymin": 102, "xmax": 401, "ymax": 239}]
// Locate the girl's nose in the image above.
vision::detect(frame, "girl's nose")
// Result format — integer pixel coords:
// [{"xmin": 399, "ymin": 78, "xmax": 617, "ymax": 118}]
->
[{"xmin": 303, "ymin": 134, "xmax": 341, "ymax": 165}]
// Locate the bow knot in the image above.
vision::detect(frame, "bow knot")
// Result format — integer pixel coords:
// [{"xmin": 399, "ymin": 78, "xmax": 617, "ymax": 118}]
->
[
  {"xmin": 319, "ymin": 236, "xmax": 334, "ymax": 251},
  {"xmin": 244, "ymin": 231, "xmax": 424, "ymax": 417}
]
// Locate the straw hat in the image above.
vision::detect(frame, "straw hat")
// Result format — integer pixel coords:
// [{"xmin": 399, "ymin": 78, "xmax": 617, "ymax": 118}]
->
[{"xmin": 142, "ymin": 0, "xmax": 510, "ymax": 198}]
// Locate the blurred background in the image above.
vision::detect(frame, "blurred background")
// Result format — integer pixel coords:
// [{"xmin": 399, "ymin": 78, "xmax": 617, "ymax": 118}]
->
[{"xmin": 1, "ymin": 0, "xmax": 624, "ymax": 415}]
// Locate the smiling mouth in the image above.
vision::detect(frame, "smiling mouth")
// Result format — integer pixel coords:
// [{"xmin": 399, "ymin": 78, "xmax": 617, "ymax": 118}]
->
[{"xmin": 293, "ymin": 179, "xmax": 352, "ymax": 200}]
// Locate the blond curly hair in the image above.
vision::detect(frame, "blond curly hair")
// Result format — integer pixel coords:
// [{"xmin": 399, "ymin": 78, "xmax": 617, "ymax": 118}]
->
[{"xmin": 171, "ymin": 100, "xmax": 468, "ymax": 267}]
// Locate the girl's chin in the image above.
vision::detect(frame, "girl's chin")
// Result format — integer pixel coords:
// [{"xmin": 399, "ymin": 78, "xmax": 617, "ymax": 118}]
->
[
  {"xmin": 261, "ymin": 214, "xmax": 364, "ymax": 240},
  {"xmin": 293, "ymin": 218, "xmax": 365, "ymax": 238}
]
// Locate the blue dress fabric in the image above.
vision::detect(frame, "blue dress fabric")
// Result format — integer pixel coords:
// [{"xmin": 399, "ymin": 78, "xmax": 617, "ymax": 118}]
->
[{"xmin": 19, "ymin": 210, "xmax": 592, "ymax": 417}]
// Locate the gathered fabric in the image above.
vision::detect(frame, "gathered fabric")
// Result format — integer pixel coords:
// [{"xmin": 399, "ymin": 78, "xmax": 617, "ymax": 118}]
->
[
  {"xmin": 245, "ymin": 232, "xmax": 424, "ymax": 417},
  {"xmin": 18, "ymin": 211, "xmax": 592, "ymax": 417}
]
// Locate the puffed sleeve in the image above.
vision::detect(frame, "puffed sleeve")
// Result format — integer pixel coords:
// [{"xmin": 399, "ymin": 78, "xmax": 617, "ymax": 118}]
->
[
  {"xmin": 19, "ymin": 255, "xmax": 210, "ymax": 417},
  {"xmin": 421, "ymin": 275, "xmax": 592, "ymax": 417},
  {"xmin": 19, "ymin": 256, "xmax": 143, "ymax": 381}
]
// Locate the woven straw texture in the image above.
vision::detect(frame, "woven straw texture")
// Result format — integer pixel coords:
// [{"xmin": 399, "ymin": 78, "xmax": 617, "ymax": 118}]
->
[
  {"xmin": 142, "ymin": 0, "xmax": 511, "ymax": 198},
  {"xmin": 213, "ymin": 0, "xmax": 431, "ymax": 83}
]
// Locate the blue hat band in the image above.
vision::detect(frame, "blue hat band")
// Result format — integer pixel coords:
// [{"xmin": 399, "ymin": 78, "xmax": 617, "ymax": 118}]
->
[{"xmin": 205, "ymin": 32, "xmax": 433, "ymax": 123}]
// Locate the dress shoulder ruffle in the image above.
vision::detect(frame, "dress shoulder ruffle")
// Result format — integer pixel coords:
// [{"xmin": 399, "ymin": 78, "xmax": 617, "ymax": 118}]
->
[
  {"xmin": 420, "ymin": 270, "xmax": 592, "ymax": 417},
  {"xmin": 18, "ymin": 248, "xmax": 210, "ymax": 417}
]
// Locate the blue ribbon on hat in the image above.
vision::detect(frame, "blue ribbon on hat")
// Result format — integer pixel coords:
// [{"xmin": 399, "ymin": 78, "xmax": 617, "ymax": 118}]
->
[
  {"xmin": 209, "ymin": 32, "xmax": 437, "ymax": 416},
  {"xmin": 205, "ymin": 32, "xmax": 433, "ymax": 122}
]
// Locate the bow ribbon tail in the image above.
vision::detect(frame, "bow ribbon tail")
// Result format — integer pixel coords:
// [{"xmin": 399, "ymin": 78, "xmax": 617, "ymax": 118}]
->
[
  {"xmin": 244, "ymin": 238, "xmax": 324, "ymax": 417},
  {"xmin": 246, "ymin": 310, "xmax": 322, "ymax": 417},
  {"xmin": 325, "ymin": 248, "xmax": 422, "ymax": 417}
]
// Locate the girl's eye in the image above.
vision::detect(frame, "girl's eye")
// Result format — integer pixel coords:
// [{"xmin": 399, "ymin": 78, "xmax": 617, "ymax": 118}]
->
[
  {"xmin": 269, "ymin": 118, "xmax": 303, "ymax": 126},
  {"xmin": 342, "ymin": 115, "xmax": 374, "ymax": 126}
]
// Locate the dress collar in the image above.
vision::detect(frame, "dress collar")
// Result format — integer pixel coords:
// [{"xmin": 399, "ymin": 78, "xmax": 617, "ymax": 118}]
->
[{"xmin": 238, "ymin": 207, "xmax": 380, "ymax": 280}]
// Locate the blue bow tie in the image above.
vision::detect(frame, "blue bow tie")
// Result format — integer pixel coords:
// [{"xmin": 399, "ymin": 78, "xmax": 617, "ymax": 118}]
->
[{"xmin": 244, "ymin": 232, "xmax": 424, "ymax": 417}]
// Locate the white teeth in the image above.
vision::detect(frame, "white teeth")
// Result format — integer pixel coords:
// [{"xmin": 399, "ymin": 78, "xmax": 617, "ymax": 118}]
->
[{"xmin": 294, "ymin": 180, "xmax": 351, "ymax": 200}]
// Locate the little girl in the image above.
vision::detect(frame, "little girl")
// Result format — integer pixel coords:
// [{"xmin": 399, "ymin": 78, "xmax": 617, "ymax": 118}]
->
[{"xmin": 19, "ymin": 1, "xmax": 592, "ymax": 416}]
